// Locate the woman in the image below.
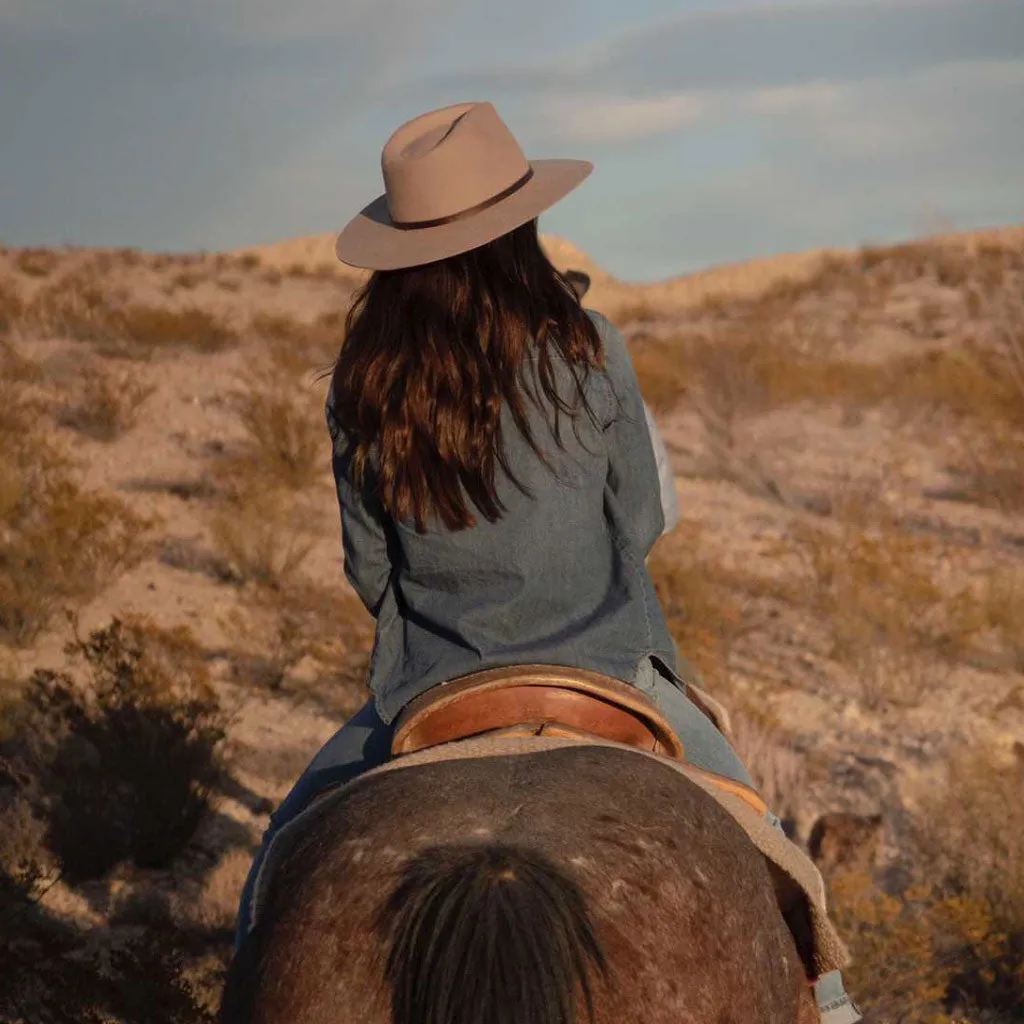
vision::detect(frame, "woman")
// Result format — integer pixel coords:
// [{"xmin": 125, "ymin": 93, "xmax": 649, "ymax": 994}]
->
[{"xmin": 239, "ymin": 99, "xmax": 779, "ymax": 955}]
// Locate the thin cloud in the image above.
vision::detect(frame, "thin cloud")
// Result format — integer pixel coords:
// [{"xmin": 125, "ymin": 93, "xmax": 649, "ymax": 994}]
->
[
  {"xmin": 420, "ymin": 0, "xmax": 1024, "ymax": 102},
  {"xmin": 0, "ymin": 0, "xmax": 470, "ymax": 44},
  {"xmin": 542, "ymin": 93, "xmax": 707, "ymax": 145}
]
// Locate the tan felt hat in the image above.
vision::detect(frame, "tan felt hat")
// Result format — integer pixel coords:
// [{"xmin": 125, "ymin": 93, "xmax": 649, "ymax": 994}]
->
[{"xmin": 335, "ymin": 101, "xmax": 592, "ymax": 271}]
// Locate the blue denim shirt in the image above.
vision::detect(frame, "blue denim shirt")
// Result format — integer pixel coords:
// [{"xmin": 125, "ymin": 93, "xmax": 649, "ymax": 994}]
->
[{"xmin": 325, "ymin": 310, "xmax": 679, "ymax": 725}]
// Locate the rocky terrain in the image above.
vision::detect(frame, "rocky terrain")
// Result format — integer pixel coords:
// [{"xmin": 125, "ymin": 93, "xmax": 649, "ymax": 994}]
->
[{"xmin": 1, "ymin": 227, "xmax": 1022, "ymax": 1022}]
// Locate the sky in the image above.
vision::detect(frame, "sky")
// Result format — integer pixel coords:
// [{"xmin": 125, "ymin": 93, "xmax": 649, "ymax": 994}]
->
[{"xmin": 1, "ymin": 0, "xmax": 1022, "ymax": 281}]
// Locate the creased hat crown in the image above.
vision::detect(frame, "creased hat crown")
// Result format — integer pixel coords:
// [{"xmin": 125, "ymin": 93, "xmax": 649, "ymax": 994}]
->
[{"xmin": 382, "ymin": 102, "xmax": 532, "ymax": 227}]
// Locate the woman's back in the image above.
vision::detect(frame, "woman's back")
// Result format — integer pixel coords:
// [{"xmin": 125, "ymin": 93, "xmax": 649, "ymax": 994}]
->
[{"xmin": 329, "ymin": 309, "xmax": 677, "ymax": 724}]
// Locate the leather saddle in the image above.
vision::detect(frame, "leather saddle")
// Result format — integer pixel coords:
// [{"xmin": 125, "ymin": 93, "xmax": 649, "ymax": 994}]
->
[
  {"xmin": 391, "ymin": 664, "xmax": 767, "ymax": 816},
  {"xmin": 392, "ymin": 664, "xmax": 683, "ymax": 759}
]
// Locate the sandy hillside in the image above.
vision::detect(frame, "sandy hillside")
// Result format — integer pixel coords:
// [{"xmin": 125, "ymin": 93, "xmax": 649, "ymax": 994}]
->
[{"xmin": 1, "ymin": 225, "xmax": 1023, "ymax": 1022}]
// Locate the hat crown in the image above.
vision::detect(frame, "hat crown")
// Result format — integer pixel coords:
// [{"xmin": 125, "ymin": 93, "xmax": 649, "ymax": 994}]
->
[{"xmin": 382, "ymin": 102, "xmax": 531, "ymax": 227}]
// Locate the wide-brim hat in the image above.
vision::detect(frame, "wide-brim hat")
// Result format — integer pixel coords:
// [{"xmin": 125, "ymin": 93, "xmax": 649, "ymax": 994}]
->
[{"xmin": 335, "ymin": 101, "xmax": 592, "ymax": 271}]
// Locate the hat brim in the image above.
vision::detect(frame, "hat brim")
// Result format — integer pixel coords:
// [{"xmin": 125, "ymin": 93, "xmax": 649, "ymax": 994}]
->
[{"xmin": 334, "ymin": 159, "xmax": 592, "ymax": 271}]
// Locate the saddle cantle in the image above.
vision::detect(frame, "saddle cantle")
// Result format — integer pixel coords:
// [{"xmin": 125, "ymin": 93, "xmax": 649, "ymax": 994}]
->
[
  {"xmin": 391, "ymin": 664, "xmax": 768, "ymax": 817},
  {"xmin": 391, "ymin": 664, "xmax": 684, "ymax": 759}
]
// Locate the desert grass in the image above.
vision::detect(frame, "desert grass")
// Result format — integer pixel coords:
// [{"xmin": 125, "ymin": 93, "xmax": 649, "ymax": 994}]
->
[
  {"xmin": 227, "ymin": 343, "xmax": 329, "ymax": 491},
  {"xmin": 629, "ymin": 240, "xmax": 1024, "ymax": 442},
  {"xmin": 608, "ymin": 296, "xmax": 662, "ymax": 327},
  {"xmin": 223, "ymin": 579, "xmax": 371, "ymax": 708},
  {"xmin": 169, "ymin": 269, "xmax": 205, "ymax": 291},
  {"xmin": 0, "ymin": 280, "xmax": 23, "ymax": 335},
  {"xmin": 250, "ymin": 310, "xmax": 344, "ymax": 368},
  {"xmin": 0, "ymin": 357, "xmax": 152, "ymax": 644},
  {"xmin": 13, "ymin": 248, "xmax": 59, "ymax": 278},
  {"xmin": 832, "ymin": 747, "xmax": 1024, "ymax": 1023},
  {"xmin": 944, "ymin": 566, "xmax": 1024, "ymax": 674},
  {"xmin": 110, "ymin": 305, "xmax": 237, "ymax": 357},
  {"xmin": 21, "ymin": 268, "xmax": 116, "ymax": 343},
  {"xmin": 729, "ymin": 710, "xmax": 805, "ymax": 828},
  {"xmin": 647, "ymin": 519, "xmax": 751, "ymax": 695},
  {"xmin": 56, "ymin": 363, "xmax": 155, "ymax": 441},
  {"xmin": 628, "ymin": 334, "xmax": 692, "ymax": 414},
  {"xmin": 21, "ymin": 273, "xmax": 237, "ymax": 356},
  {"xmin": 207, "ymin": 473, "xmax": 318, "ymax": 588},
  {"xmin": 790, "ymin": 485, "xmax": 970, "ymax": 708}
]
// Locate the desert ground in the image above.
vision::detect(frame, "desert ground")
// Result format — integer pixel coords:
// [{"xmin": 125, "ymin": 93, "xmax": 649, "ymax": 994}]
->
[{"xmin": 1, "ymin": 226, "xmax": 1022, "ymax": 1022}]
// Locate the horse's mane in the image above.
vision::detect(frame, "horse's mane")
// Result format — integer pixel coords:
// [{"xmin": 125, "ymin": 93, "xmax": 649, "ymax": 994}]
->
[
  {"xmin": 221, "ymin": 744, "xmax": 817, "ymax": 1024},
  {"xmin": 380, "ymin": 843, "xmax": 605, "ymax": 1024}
]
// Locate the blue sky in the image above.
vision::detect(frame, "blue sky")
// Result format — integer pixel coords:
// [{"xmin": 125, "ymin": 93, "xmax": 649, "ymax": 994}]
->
[{"xmin": 1, "ymin": 0, "xmax": 1022, "ymax": 281}]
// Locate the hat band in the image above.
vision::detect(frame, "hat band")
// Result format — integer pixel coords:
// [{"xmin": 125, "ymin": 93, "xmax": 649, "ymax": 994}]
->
[{"xmin": 391, "ymin": 167, "xmax": 534, "ymax": 231}]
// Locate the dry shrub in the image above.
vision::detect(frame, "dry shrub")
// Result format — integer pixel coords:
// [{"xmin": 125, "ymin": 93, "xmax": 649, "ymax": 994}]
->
[
  {"xmin": 0, "ymin": 336, "xmax": 39, "ymax": 384},
  {"xmin": 793, "ymin": 500, "xmax": 955, "ymax": 708},
  {"xmin": 961, "ymin": 425, "xmax": 1024, "ymax": 513},
  {"xmin": 117, "ymin": 247, "xmax": 144, "ymax": 267},
  {"xmin": 251, "ymin": 310, "xmax": 343, "ymax": 367},
  {"xmin": 207, "ymin": 475, "xmax": 317, "ymax": 587},
  {"xmin": 977, "ymin": 568, "xmax": 1024, "ymax": 671},
  {"xmin": 228, "ymin": 345, "xmax": 328, "ymax": 491},
  {"xmin": 238, "ymin": 253, "xmax": 261, "ymax": 271},
  {"xmin": 217, "ymin": 276, "xmax": 242, "ymax": 293},
  {"xmin": 944, "ymin": 567, "xmax": 1024, "ymax": 673},
  {"xmin": 0, "ymin": 370, "xmax": 151, "ymax": 644},
  {"xmin": 833, "ymin": 749, "xmax": 1024, "ymax": 1022},
  {"xmin": 609, "ymin": 296, "xmax": 660, "ymax": 326},
  {"xmin": 634, "ymin": 238, "xmax": 1022, "ymax": 438},
  {"xmin": 686, "ymin": 327, "xmax": 888, "ymax": 430},
  {"xmin": 223, "ymin": 579, "xmax": 371, "ymax": 707},
  {"xmin": 173, "ymin": 846, "xmax": 254, "ymax": 933},
  {"xmin": 955, "ymin": 287, "xmax": 1024, "ymax": 511},
  {"xmin": 170, "ymin": 269, "xmax": 204, "ymax": 291},
  {"xmin": 628, "ymin": 334, "xmax": 690, "ymax": 414},
  {"xmin": 647, "ymin": 519, "xmax": 748, "ymax": 694},
  {"xmin": 0, "ymin": 279, "xmax": 23, "ymax": 335},
  {"xmin": 22, "ymin": 269, "xmax": 115, "ymax": 342},
  {"xmin": 729, "ymin": 710, "xmax": 805, "ymax": 828},
  {"xmin": 0, "ymin": 909, "xmax": 219, "ymax": 1024},
  {"xmin": 633, "ymin": 324, "xmax": 886, "ymax": 485},
  {"xmin": 7, "ymin": 617, "xmax": 224, "ymax": 884},
  {"xmin": 56, "ymin": 363, "xmax": 155, "ymax": 441},
  {"xmin": 830, "ymin": 871, "xmax": 1011, "ymax": 1024},
  {"xmin": 111, "ymin": 305, "xmax": 237, "ymax": 357},
  {"xmin": 920, "ymin": 748, "xmax": 1024, "ymax": 931},
  {"xmin": 14, "ymin": 248, "xmax": 59, "ymax": 278},
  {"xmin": 887, "ymin": 343, "xmax": 1023, "ymax": 429},
  {"xmin": 22, "ymin": 275, "xmax": 236, "ymax": 356}
]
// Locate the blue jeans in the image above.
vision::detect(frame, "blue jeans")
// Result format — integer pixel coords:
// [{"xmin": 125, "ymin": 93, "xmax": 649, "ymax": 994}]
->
[{"xmin": 234, "ymin": 662, "xmax": 754, "ymax": 946}]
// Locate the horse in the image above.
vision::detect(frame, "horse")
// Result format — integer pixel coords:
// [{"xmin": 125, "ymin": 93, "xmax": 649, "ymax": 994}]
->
[{"xmin": 220, "ymin": 729, "xmax": 822, "ymax": 1024}]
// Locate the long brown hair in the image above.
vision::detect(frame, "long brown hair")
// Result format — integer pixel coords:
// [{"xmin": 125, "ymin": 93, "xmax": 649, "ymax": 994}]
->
[{"xmin": 329, "ymin": 219, "xmax": 603, "ymax": 533}]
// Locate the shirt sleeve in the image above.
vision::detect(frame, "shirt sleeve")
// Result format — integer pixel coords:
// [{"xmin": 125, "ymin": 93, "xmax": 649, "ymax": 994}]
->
[
  {"xmin": 590, "ymin": 311, "xmax": 666, "ymax": 556},
  {"xmin": 325, "ymin": 384, "xmax": 395, "ymax": 618}
]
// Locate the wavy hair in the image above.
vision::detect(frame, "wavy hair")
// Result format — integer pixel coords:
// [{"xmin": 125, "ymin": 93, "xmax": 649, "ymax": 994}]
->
[{"xmin": 328, "ymin": 219, "xmax": 603, "ymax": 532}]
